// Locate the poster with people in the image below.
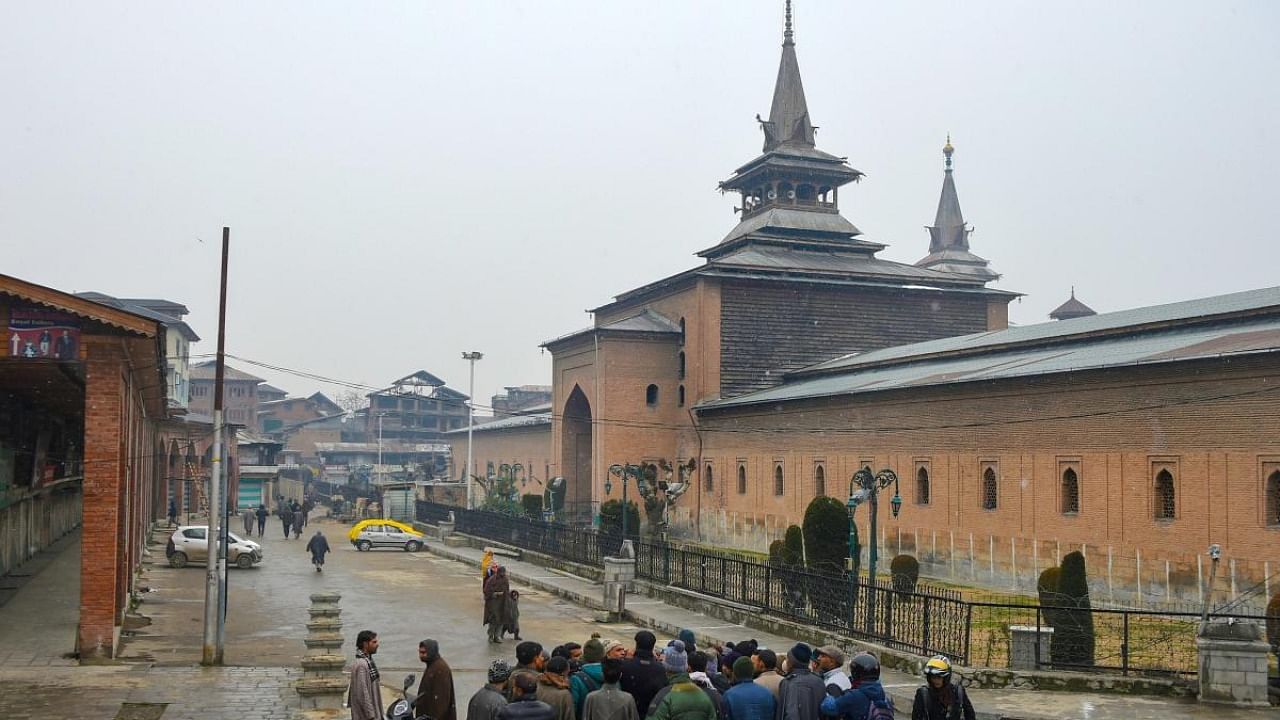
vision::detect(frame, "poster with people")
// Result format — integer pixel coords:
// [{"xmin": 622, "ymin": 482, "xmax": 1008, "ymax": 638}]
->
[{"xmin": 8, "ymin": 307, "xmax": 80, "ymax": 360}]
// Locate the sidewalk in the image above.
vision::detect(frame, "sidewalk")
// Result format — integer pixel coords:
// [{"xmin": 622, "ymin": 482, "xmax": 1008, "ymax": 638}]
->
[
  {"xmin": 0, "ymin": 528, "xmax": 81, "ymax": 666},
  {"xmin": 423, "ymin": 538, "xmax": 1272, "ymax": 720}
]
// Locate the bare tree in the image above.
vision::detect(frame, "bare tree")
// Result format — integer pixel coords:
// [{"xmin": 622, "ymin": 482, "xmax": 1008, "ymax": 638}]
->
[{"xmin": 336, "ymin": 389, "xmax": 368, "ymax": 415}]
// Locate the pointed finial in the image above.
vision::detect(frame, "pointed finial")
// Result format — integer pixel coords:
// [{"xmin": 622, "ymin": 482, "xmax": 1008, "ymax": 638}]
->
[
  {"xmin": 1071, "ymin": 285, "xmax": 1076, "ymax": 298},
  {"xmin": 943, "ymin": 133, "xmax": 954, "ymax": 170},
  {"xmin": 784, "ymin": 0, "xmax": 794, "ymax": 45}
]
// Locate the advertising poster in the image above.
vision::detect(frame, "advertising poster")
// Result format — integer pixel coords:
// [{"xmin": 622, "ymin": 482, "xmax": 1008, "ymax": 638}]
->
[{"xmin": 8, "ymin": 307, "xmax": 80, "ymax": 360}]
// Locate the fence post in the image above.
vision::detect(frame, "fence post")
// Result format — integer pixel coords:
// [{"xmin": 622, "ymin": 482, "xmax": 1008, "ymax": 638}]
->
[
  {"xmin": 765, "ymin": 564, "xmax": 772, "ymax": 612},
  {"xmin": 962, "ymin": 603, "xmax": 972, "ymax": 666},
  {"xmin": 720, "ymin": 556, "xmax": 726, "ymax": 598},
  {"xmin": 1121, "ymin": 612, "xmax": 1130, "ymax": 676},
  {"xmin": 922, "ymin": 595, "xmax": 932, "ymax": 653},
  {"xmin": 1034, "ymin": 606, "xmax": 1043, "ymax": 670},
  {"xmin": 741, "ymin": 560, "xmax": 748, "ymax": 605}
]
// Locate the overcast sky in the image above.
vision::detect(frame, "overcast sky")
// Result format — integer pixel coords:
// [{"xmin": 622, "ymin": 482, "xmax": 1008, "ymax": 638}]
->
[{"xmin": 4, "ymin": 1, "xmax": 1278, "ymax": 409}]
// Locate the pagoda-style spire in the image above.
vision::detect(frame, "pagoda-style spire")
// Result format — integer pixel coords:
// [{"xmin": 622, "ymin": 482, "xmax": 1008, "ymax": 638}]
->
[
  {"xmin": 1049, "ymin": 287, "xmax": 1097, "ymax": 321},
  {"xmin": 915, "ymin": 137, "xmax": 999, "ymax": 282},
  {"xmin": 761, "ymin": 0, "xmax": 815, "ymax": 151},
  {"xmin": 928, "ymin": 135, "xmax": 968, "ymax": 252}
]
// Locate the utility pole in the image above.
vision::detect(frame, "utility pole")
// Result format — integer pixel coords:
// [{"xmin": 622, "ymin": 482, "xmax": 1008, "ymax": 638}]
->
[
  {"xmin": 203, "ymin": 226, "xmax": 230, "ymax": 666},
  {"xmin": 377, "ymin": 412, "xmax": 385, "ymax": 518},
  {"xmin": 461, "ymin": 351, "xmax": 483, "ymax": 509}
]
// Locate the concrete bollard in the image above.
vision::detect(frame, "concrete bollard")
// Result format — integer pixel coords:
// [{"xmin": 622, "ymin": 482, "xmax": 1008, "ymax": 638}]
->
[{"xmin": 1196, "ymin": 620, "xmax": 1271, "ymax": 706}]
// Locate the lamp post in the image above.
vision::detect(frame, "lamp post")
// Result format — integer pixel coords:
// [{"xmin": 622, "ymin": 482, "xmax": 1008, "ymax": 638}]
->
[
  {"xmin": 461, "ymin": 351, "xmax": 483, "ymax": 510},
  {"xmin": 847, "ymin": 466, "xmax": 902, "ymax": 632},
  {"xmin": 376, "ymin": 412, "xmax": 386, "ymax": 517},
  {"xmin": 605, "ymin": 464, "xmax": 643, "ymax": 539}
]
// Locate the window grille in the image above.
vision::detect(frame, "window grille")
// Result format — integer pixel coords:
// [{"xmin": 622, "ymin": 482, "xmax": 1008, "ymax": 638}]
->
[
  {"xmin": 1154, "ymin": 469, "xmax": 1175, "ymax": 520},
  {"xmin": 982, "ymin": 467, "xmax": 998, "ymax": 510},
  {"xmin": 1062, "ymin": 468, "xmax": 1080, "ymax": 514}
]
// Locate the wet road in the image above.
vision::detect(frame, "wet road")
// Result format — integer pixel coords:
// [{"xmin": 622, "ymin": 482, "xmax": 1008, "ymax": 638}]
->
[{"xmin": 125, "ymin": 515, "xmax": 661, "ymax": 692}]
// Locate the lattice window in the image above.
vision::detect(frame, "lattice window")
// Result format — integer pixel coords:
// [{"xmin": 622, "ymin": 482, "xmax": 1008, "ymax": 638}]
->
[
  {"xmin": 1062, "ymin": 468, "xmax": 1080, "ymax": 514},
  {"xmin": 1154, "ymin": 469, "xmax": 1176, "ymax": 520},
  {"xmin": 737, "ymin": 464, "xmax": 747, "ymax": 494},
  {"xmin": 814, "ymin": 464, "xmax": 826, "ymax": 497},
  {"xmin": 704, "ymin": 465, "xmax": 714, "ymax": 494},
  {"xmin": 916, "ymin": 467, "xmax": 930, "ymax": 505},
  {"xmin": 774, "ymin": 464, "xmax": 784, "ymax": 496},
  {"xmin": 982, "ymin": 467, "xmax": 998, "ymax": 510},
  {"xmin": 1267, "ymin": 470, "xmax": 1280, "ymax": 526}
]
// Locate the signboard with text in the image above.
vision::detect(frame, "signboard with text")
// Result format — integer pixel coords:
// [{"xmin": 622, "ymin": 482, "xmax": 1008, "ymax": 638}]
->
[{"xmin": 7, "ymin": 307, "xmax": 80, "ymax": 360}]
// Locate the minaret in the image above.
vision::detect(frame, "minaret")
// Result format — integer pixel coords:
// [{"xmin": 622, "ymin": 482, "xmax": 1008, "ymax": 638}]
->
[
  {"xmin": 914, "ymin": 137, "xmax": 999, "ymax": 282},
  {"xmin": 707, "ymin": 1, "xmax": 872, "ymax": 258}
]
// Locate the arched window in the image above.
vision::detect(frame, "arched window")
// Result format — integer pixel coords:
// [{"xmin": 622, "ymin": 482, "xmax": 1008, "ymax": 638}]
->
[
  {"xmin": 677, "ymin": 385, "xmax": 685, "ymax": 407},
  {"xmin": 677, "ymin": 352, "xmax": 685, "ymax": 380},
  {"xmin": 982, "ymin": 467, "xmax": 998, "ymax": 510},
  {"xmin": 1154, "ymin": 469, "xmax": 1175, "ymax": 520},
  {"xmin": 645, "ymin": 384, "xmax": 659, "ymax": 406},
  {"xmin": 704, "ymin": 464, "xmax": 714, "ymax": 493},
  {"xmin": 916, "ymin": 467, "xmax": 930, "ymax": 505},
  {"xmin": 814, "ymin": 464, "xmax": 826, "ymax": 497},
  {"xmin": 1062, "ymin": 468, "xmax": 1080, "ymax": 514},
  {"xmin": 737, "ymin": 464, "xmax": 747, "ymax": 494},
  {"xmin": 1266, "ymin": 470, "xmax": 1280, "ymax": 526},
  {"xmin": 679, "ymin": 318, "xmax": 686, "ymax": 346},
  {"xmin": 774, "ymin": 464, "xmax": 784, "ymax": 496}
]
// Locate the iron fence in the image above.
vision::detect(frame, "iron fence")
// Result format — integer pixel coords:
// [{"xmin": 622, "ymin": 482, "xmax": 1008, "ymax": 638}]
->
[
  {"xmin": 414, "ymin": 500, "xmax": 454, "ymax": 524},
  {"xmin": 415, "ymin": 503, "xmax": 1279, "ymax": 677}
]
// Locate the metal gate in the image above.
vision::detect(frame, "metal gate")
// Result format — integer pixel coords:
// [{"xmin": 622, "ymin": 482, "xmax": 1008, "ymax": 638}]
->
[
  {"xmin": 383, "ymin": 488, "xmax": 415, "ymax": 523},
  {"xmin": 237, "ymin": 478, "xmax": 264, "ymax": 510}
]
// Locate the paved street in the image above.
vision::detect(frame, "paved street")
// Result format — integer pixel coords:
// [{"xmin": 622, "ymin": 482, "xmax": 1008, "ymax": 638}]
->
[{"xmin": 0, "ymin": 516, "xmax": 666, "ymax": 718}]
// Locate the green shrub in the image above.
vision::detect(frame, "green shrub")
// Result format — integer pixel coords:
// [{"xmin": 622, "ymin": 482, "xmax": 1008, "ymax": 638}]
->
[
  {"xmin": 1266, "ymin": 592, "xmax": 1280, "ymax": 651},
  {"xmin": 520, "ymin": 494, "xmax": 543, "ymax": 518},
  {"xmin": 890, "ymin": 554, "xmax": 920, "ymax": 593},
  {"xmin": 1052, "ymin": 551, "xmax": 1095, "ymax": 667},
  {"xmin": 768, "ymin": 539, "xmax": 786, "ymax": 566},
  {"xmin": 803, "ymin": 497, "xmax": 850, "ymax": 574},
  {"xmin": 598, "ymin": 499, "xmax": 640, "ymax": 538},
  {"xmin": 783, "ymin": 525, "xmax": 805, "ymax": 566}
]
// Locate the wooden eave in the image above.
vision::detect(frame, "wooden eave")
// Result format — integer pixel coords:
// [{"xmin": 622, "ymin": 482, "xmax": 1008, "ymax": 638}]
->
[{"xmin": 0, "ymin": 273, "xmax": 159, "ymax": 337}]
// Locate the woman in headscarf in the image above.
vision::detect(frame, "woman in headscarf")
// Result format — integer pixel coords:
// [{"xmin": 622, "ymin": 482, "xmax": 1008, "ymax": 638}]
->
[{"xmin": 483, "ymin": 565, "xmax": 511, "ymax": 643}]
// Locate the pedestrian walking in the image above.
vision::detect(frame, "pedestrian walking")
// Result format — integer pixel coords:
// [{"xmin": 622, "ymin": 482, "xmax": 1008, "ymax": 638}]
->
[
  {"xmin": 537, "ymin": 656, "xmax": 576, "ymax": 720},
  {"xmin": 292, "ymin": 509, "xmax": 304, "ymax": 539},
  {"xmin": 306, "ymin": 530, "xmax": 331, "ymax": 572},
  {"xmin": 167, "ymin": 499, "xmax": 177, "ymax": 527},
  {"xmin": 415, "ymin": 638, "xmax": 458, "ymax": 720},
  {"xmin": 280, "ymin": 505, "xmax": 294, "ymax": 538},
  {"xmin": 242, "ymin": 507, "xmax": 254, "ymax": 536},
  {"xmin": 302, "ymin": 497, "xmax": 314, "ymax": 527},
  {"xmin": 621, "ymin": 631, "xmax": 667, "ymax": 717},
  {"xmin": 504, "ymin": 589, "xmax": 522, "ymax": 641},
  {"xmin": 776, "ymin": 644, "xmax": 824, "ymax": 720},
  {"xmin": 724, "ymin": 656, "xmax": 775, "ymax": 720},
  {"xmin": 484, "ymin": 566, "xmax": 511, "ymax": 643},
  {"xmin": 349, "ymin": 630, "xmax": 383, "ymax": 720},
  {"xmin": 255, "ymin": 503, "xmax": 268, "ymax": 536},
  {"xmin": 582, "ymin": 658, "xmax": 638, "ymax": 720},
  {"xmin": 500, "ymin": 673, "xmax": 556, "ymax": 720},
  {"xmin": 910, "ymin": 656, "xmax": 973, "ymax": 720},
  {"xmin": 647, "ymin": 641, "xmax": 715, "ymax": 720},
  {"xmin": 469, "ymin": 660, "xmax": 512, "ymax": 720}
]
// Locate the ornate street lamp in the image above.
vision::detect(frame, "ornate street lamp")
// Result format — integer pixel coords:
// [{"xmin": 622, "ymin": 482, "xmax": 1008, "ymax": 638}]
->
[{"xmin": 847, "ymin": 466, "xmax": 901, "ymax": 631}]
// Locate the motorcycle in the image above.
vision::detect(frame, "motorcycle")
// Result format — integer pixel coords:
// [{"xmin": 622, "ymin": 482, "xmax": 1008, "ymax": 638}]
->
[{"xmin": 386, "ymin": 673, "xmax": 433, "ymax": 720}]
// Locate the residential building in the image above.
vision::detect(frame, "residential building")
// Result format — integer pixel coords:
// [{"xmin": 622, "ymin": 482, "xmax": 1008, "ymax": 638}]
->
[
  {"xmin": 74, "ymin": 293, "xmax": 200, "ymax": 411},
  {"xmin": 189, "ymin": 360, "xmax": 262, "ymax": 426},
  {"xmin": 491, "ymin": 385, "xmax": 553, "ymax": 418},
  {"xmin": 366, "ymin": 370, "xmax": 470, "ymax": 442}
]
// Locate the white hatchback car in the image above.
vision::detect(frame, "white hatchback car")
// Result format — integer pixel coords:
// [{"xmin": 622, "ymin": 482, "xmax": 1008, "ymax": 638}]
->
[{"xmin": 166, "ymin": 525, "xmax": 264, "ymax": 569}]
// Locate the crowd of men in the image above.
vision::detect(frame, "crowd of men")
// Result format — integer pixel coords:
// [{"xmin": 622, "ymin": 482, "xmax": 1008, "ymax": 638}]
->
[{"xmin": 347, "ymin": 628, "xmax": 974, "ymax": 720}]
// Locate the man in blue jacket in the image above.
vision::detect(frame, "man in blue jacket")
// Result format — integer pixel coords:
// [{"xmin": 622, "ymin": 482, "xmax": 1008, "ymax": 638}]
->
[
  {"xmin": 724, "ymin": 657, "xmax": 775, "ymax": 720},
  {"xmin": 819, "ymin": 653, "xmax": 893, "ymax": 720}
]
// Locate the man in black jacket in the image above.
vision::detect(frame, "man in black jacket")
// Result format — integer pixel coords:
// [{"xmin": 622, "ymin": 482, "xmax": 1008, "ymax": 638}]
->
[
  {"xmin": 499, "ymin": 673, "xmax": 556, "ymax": 720},
  {"xmin": 620, "ymin": 631, "xmax": 668, "ymax": 716}
]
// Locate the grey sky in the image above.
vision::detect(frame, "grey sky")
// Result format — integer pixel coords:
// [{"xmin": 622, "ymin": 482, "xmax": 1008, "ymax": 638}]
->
[{"xmin": 4, "ymin": 1, "xmax": 1278, "ymax": 408}]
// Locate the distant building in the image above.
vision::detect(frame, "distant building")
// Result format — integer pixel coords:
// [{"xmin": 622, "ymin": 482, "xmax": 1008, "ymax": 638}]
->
[
  {"xmin": 366, "ymin": 370, "xmax": 469, "ymax": 443},
  {"xmin": 258, "ymin": 391, "xmax": 342, "ymax": 433},
  {"xmin": 75, "ymin": 293, "xmax": 200, "ymax": 410},
  {"xmin": 188, "ymin": 361, "xmax": 263, "ymax": 426},
  {"xmin": 491, "ymin": 385, "xmax": 553, "ymax": 418},
  {"xmin": 257, "ymin": 384, "xmax": 288, "ymax": 402}
]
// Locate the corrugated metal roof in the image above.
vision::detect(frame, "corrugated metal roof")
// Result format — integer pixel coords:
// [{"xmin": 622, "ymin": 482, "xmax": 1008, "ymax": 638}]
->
[
  {"xmin": 700, "ymin": 313, "xmax": 1280, "ymax": 410},
  {"xmin": 711, "ymin": 245, "xmax": 989, "ymax": 284},
  {"xmin": 444, "ymin": 412, "xmax": 552, "ymax": 435},
  {"xmin": 191, "ymin": 360, "xmax": 264, "ymax": 383},
  {"xmin": 543, "ymin": 309, "xmax": 680, "ymax": 347},
  {"xmin": 800, "ymin": 285, "xmax": 1280, "ymax": 376},
  {"xmin": 719, "ymin": 207, "xmax": 862, "ymax": 244}
]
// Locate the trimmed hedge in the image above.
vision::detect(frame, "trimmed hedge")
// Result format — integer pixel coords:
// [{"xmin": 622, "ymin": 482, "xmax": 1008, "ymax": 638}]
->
[
  {"xmin": 1052, "ymin": 551, "xmax": 1095, "ymax": 667},
  {"xmin": 598, "ymin": 499, "xmax": 640, "ymax": 538},
  {"xmin": 803, "ymin": 496, "xmax": 850, "ymax": 574},
  {"xmin": 890, "ymin": 554, "xmax": 920, "ymax": 593}
]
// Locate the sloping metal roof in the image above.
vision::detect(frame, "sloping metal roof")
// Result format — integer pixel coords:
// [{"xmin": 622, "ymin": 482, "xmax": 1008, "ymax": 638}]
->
[
  {"xmin": 444, "ymin": 412, "xmax": 552, "ymax": 435},
  {"xmin": 542, "ymin": 309, "xmax": 680, "ymax": 347},
  {"xmin": 719, "ymin": 207, "xmax": 862, "ymax": 245},
  {"xmin": 191, "ymin": 360, "xmax": 264, "ymax": 383},
  {"xmin": 701, "ymin": 314, "xmax": 1280, "ymax": 410},
  {"xmin": 799, "ymin": 285, "xmax": 1280, "ymax": 376},
  {"xmin": 710, "ymin": 244, "xmax": 990, "ymax": 284}
]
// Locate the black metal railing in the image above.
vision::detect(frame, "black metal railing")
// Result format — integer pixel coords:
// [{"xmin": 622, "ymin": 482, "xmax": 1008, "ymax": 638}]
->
[{"xmin": 415, "ymin": 502, "xmax": 1278, "ymax": 677}]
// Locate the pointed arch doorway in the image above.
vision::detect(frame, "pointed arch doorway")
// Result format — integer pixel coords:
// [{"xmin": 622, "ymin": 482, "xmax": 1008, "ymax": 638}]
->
[{"xmin": 561, "ymin": 386, "xmax": 593, "ymax": 523}]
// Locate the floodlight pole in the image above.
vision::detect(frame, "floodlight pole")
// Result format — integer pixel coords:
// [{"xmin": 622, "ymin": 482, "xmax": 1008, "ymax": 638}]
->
[{"xmin": 462, "ymin": 351, "xmax": 483, "ymax": 509}]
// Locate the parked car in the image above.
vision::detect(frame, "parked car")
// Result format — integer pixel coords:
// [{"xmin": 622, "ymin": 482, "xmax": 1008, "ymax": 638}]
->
[
  {"xmin": 166, "ymin": 525, "xmax": 263, "ymax": 569},
  {"xmin": 348, "ymin": 519, "xmax": 425, "ymax": 552}
]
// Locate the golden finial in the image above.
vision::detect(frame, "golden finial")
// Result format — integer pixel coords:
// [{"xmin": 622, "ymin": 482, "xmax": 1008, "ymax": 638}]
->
[{"xmin": 943, "ymin": 134, "xmax": 954, "ymax": 169}]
